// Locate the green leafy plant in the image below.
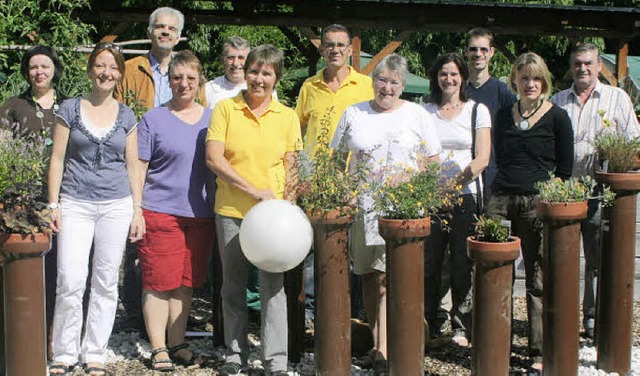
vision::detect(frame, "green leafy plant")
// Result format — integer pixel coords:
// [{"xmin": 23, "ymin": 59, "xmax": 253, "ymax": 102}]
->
[
  {"xmin": 473, "ymin": 215, "xmax": 511, "ymax": 243},
  {"xmin": 535, "ymin": 173, "xmax": 615, "ymax": 207},
  {"xmin": 368, "ymin": 153, "xmax": 461, "ymax": 220},
  {"xmin": 593, "ymin": 109, "xmax": 640, "ymax": 173},
  {"xmin": 296, "ymin": 107, "xmax": 368, "ymax": 219},
  {"xmin": 0, "ymin": 121, "xmax": 51, "ymax": 234}
]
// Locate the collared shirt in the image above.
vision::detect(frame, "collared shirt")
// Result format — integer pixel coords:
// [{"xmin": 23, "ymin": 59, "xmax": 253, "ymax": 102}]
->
[
  {"xmin": 149, "ymin": 53, "xmax": 172, "ymax": 107},
  {"xmin": 206, "ymin": 92, "xmax": 303, "ymax": 218},
  {"xmin": 551, "ymin": 80, "xmax": 639, "ymax": 177},
  {"xmin": 295, "ymin": 66, "xmax": 373, "ymax": 155}
]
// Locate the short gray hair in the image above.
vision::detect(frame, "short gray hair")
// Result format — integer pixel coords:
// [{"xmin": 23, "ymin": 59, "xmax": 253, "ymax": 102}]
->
[
  {"xmin": 570, "ymin": 43, "xmax": 602, "ymax": 63},
  {"xmin": 372, "ymin": 53, "xmax": 408, "ymax": 86},
  {"xmin": 222, "ymin": 36, "xmax": 251, "ymax": 58},
  {"xmin": 148, "ymin": 7, "xmax": 185, "ymax": 37}
]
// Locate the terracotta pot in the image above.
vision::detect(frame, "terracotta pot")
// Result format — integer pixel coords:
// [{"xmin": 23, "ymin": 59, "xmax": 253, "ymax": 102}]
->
[
  {"xmin": 0, "ymin": 232, "xmax": 51, "ymax": 376},
  {"xmin": 378, "ymin": 217, "xmax": 430, "ymax": 376},
  {"xmin": 536, "ymin": 201, "xmax": 587, "ymax": 376},
  {"xmin": 468, "ymin": 236, "xmax": 520, "ymax": 376},
  {"xmin": 596, "ymin": 171, "xmax": 640, "ymax": 191},
  {"xmin": 536, "ymin": 200, "xmax": 588, "ymax": 222},
  {"xmin": 306, "ymin": 207, "xmax": 353, "ymax": 225},
  {"xmin": 377, "ymin": 216, "xmax": 431, "ymax": 240},
  {"xmin": 467, "ymin": 236, "xmax": 521, "ymax": 263},
  {"xmin": 306, "ymin": 209, "xmax": 353, "ymax": 375},
  {"xmin": 594, "ymin": 172, "xmax": 640, "ymax": 374}
]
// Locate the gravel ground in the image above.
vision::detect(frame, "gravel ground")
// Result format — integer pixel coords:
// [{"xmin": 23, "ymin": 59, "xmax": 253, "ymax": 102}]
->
[{"xmin": 57, "ymin": 295, "xmax": 640, "ymax": 375}]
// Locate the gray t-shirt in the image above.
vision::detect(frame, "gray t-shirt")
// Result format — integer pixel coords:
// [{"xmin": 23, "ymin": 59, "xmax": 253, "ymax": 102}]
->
[{"xmin": 56, "ymin": 97, "xmax": 137, "ymax": 201}]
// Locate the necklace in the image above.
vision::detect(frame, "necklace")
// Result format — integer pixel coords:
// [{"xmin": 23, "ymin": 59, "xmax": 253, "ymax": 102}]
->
[
  {"xmin": 517, "ymin": 100, "xmax": 543, "ymax": 130},
  {"xmin": 440, "ymin": 101, "xmax": 463, "ymax": 112},
  {"xmin": 32, "ymin": 90, "xmax": 58, "ymax": 146}
]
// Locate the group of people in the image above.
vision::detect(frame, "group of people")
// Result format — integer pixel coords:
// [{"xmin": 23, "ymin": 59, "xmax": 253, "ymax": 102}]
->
[{"xmin": 2, "ymin": 5, "xmax": 639, "ymax": 376}]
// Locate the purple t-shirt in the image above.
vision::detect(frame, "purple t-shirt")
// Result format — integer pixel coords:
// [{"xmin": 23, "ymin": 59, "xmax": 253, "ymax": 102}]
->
[{"xmin": 138, "ymin": 106, "xmax": 215, "ymax": 218}]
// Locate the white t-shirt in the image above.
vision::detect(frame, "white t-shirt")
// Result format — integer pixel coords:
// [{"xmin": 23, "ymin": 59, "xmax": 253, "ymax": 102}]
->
[
  {"xmin": 204, "ymin": 75, "xmax": 278, "ymax": 109},
  {"xmin": 423, "ymin": 100, "xmax": 491, "ymax": 195},
  {"xmin": 331, "ymin": 100, "xmax": 442, "ymax": 246}
]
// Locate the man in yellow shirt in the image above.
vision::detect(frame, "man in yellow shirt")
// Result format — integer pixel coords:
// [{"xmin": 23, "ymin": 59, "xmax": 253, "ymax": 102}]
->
[{"xmin": 295, "ymin": 24, "xmax": 374, "ymax": 154}]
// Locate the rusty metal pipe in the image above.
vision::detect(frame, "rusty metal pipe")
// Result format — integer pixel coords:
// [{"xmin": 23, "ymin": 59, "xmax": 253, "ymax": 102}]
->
[
  {"xmin": 379, "ymin": 218, "xmax": 430, "ymax": 376},
  {"xmin": 468, "ymin": 237, "xmax": 520, "ymax": 376},
  {"xmin": 1, "ymin": 233, "xmax": 50, "ymax": 376},
  {"xmin": 596, "ymin": 190, "xmax": 637, "ymax": 374},
  {"xmin": 311, "ymin": 215, "xmax": 352, "ymax": 376},
  {"xmin": 542, "ymin": 219, "xmax": 582, "ymax": 376}
]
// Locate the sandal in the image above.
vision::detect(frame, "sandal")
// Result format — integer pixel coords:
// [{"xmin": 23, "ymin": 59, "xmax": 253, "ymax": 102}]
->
[
  {"xmin": 168, "ymin": 343, "xmax": 203, "ymax": 368},
  {"xmin": 150, "ymin": 347, "xmax": 175, "ymax": 372},
  {"xmin": 49, "ymin": 363, "xmax": 70, "ymax": 375},
  {"xmin": 85, "ymin": 364, "xmax": 109, "ymax": 376}
]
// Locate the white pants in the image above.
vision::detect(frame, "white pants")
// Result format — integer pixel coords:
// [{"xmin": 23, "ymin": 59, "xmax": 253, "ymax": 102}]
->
[{"xmin": 51, "ymin": 196, "xmax": 133, "ymax": 365}]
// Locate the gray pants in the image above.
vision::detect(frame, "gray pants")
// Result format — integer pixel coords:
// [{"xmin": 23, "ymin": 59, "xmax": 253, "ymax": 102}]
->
[
  {"xmin": 486, "ymin": 193, "xmax": 543, "ymax": 364},
  {"xmin": 581, "ymin": 200, "xmax": 601, "ymax": 325},
  {"xmin": 216, "ymin": 215, "xmax": 288, "ymax": 372}
]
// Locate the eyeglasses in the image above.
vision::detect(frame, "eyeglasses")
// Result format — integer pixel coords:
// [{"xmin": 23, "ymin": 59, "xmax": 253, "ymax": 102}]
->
[
  {"xmin": 468, "ymin": 46, "xmax": 490, "ymax": 53},
  {"xmin": 170, "ymin": 75, "xmax": 198, "ymax": 85},
  {"xmin": 374, "ymin": 77, "xmax": 402, "ymax": 88},
  {"xmin": 95, "ymin": 42, "xmax": 122, "ymax": 53},
  {"xmin": 322, "ymin": 43, "xmax": 350, "ymax": 52}
]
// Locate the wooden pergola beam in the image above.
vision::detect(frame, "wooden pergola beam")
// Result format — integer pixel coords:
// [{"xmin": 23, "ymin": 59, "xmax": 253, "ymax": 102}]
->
[
  {"xmin": 361, "ymin": 30, "xmax": 412, "ymax": 75},
  {"xmin": 87, "ymin": 2, "xmax": 640, "ymax": 39}
]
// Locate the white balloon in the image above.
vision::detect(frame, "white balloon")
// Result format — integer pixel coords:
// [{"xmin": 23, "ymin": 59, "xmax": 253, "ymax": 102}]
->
[{"xmin": 239, "ymin": 199, "xmax": 313, "ymax": 273}]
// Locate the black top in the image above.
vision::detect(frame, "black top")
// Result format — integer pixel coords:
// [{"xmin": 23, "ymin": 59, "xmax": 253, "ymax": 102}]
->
[
  {"xmin": 467, "ymin": 76, "xmax": 517, "ymax": 123},
  {"xmin": 492, "ymin": 104, "xmax": 574, "ymax": 195},
  {"xmin": 0, "ymin": 89, "xmax": 67, "ymax": 137}
]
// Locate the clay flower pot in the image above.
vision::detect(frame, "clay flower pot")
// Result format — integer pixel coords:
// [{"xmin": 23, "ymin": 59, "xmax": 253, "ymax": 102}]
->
[
  {"xmin": 535, "ymin": 200, "xmax": 588, "ymax": 223},
  {"xmin": 467, "ymin": 236, "xmax": 520, "ymax": 376},
  {"xmin": 594, "ymin": 172, "xmax": 640, "ymax": 375},
  {"xmin": 306, "ymin": 208, "xmax": 353, "ymax": 376},
  {"xmin": 0, "ymin": 232, "xmax": 51, "ymax": 376},
  {"xmin": 378, "ymin": 217, "xmax": 430, "ymax": 376}
]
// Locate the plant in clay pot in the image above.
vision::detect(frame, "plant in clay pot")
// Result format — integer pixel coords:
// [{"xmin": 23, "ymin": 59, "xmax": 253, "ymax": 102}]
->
[
  {"xmin": 535, "ymin": 173, "xmax": 614, "ymax": 207},
  {"xmin": 594, "ymin": 110, "xmax": 640, "ymax": 173},
  {"xmin": 471, "ymin": 215, "xmax": 512, "ymax": 243},
  {"xmin": 467, "ymin": 215, "xmax": 521, "ymax": 376}
]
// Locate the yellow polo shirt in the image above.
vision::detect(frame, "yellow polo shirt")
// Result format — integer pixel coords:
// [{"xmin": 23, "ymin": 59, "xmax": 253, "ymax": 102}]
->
[
  {"xmin": 295, "ymin": 67, "xmax": 373, "ymax": 155},
  {"xmin": 206, "ymin": 92, "xmax": 303, "ymax": 218}
]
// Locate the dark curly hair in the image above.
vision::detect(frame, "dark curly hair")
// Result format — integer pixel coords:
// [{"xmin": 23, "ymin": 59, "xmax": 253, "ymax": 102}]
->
[{"xmin": 428, "ymin": 53, "xmax": 469, "ymax": 104}]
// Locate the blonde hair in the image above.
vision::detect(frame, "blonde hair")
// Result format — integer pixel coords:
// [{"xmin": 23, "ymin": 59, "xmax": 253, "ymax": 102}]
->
[{"xmin": 509, "ymin": 52, "xmax": 553, "ymax": 100}]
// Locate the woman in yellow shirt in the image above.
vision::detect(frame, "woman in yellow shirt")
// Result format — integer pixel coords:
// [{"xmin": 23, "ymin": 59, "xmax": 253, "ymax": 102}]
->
[{"xmin": 205, "ymin": 44, "xmax": 302, "ymax": 376}]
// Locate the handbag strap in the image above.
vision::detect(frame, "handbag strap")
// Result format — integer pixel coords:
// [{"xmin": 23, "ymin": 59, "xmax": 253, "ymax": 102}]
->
[{"xmin": 471, "ymin": 102, "xmax": 484, "ymax": 214}]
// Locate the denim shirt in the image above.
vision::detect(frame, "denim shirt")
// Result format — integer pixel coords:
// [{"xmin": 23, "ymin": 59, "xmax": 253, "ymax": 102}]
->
[{"xmin": 56, "ymin": 97, "xmax": 137, "ymax": 201}]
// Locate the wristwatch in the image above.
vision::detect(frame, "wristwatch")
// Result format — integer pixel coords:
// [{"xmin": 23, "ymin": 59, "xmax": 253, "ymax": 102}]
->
[{"xmin": 47, "ymin": 202, "xmax": 59, "ymax": 210}]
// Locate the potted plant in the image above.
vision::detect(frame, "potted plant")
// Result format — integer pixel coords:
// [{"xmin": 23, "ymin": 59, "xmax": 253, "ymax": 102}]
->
[
  {"xmin": 467, "ymin": 215, "xmax": 520, "ymax": 376},
  {"xmin": 369, "ymin": 159, "xmax": 459, "ymax": 375},
  {"xmin": 533, "ymin": 174, "xmax": 612, "ymax": 375},
  {"xmin": 592, "ymin": 122, "xmax": 640, "ymax": 373},
  {"xmin": 296, "ymin": 109, "xmax": 368, "ymax": 375},
  {"xmin": 0, "ymin": 122, "xmax": 52, "ymax": 376}
]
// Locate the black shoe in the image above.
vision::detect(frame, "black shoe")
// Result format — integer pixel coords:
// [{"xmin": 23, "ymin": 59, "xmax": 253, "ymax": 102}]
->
[{"xmin": 219, "ymin": 362, "xmax": 243, "ymax": 376}]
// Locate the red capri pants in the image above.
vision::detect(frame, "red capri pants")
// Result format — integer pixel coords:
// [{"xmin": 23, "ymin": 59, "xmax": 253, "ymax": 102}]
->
[{"xmin": 138, "ymin": 209, "xmax": 215, "ymax": 291}]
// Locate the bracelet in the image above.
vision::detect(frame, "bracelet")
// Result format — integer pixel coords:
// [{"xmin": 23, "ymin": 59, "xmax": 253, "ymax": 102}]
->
[
  {"xmin": 134, "ymin": 202, "xmax": 143, "ymax": 208},
  {"xmin": 47, "ymin": 202, "xmax": 59, "ymax": 210}
]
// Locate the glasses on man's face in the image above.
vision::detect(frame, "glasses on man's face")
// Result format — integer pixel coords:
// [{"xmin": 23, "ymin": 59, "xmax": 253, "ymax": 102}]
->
[
  {"xmin": 468, "ymin": 46, "xmax": 490, "ymax": 54},
  {"xmin": 374, "ymin": 77, "xmax": 402, "ymax": 89},
  {"xmin": 95, "ymin": 42, "xmax": 122, "ymax": 53},
  {"xmin": 322, "ymin": 43, "xmax": 350, "ymax": 52}
]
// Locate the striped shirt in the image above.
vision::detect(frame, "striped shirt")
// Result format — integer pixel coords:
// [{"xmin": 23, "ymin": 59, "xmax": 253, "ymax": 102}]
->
[{"xmin": 551, "ymin": 80, "xmax": 639, "ymax": 177}]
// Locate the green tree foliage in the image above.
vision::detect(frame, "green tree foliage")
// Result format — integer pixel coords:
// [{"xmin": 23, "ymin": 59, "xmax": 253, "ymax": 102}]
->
[{"xmin": 0, "ymin": 0, "xmax": 95, "ymax": 103}]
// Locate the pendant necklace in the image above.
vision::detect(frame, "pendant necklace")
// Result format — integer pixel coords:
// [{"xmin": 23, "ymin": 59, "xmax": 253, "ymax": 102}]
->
[
  {"xmin": 32, "ymin": 91, "xmax": 58, "ymax": 146},
  {"xmin": 517, "ymin": 99, "xmax": 543, "ymax": 130}
]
